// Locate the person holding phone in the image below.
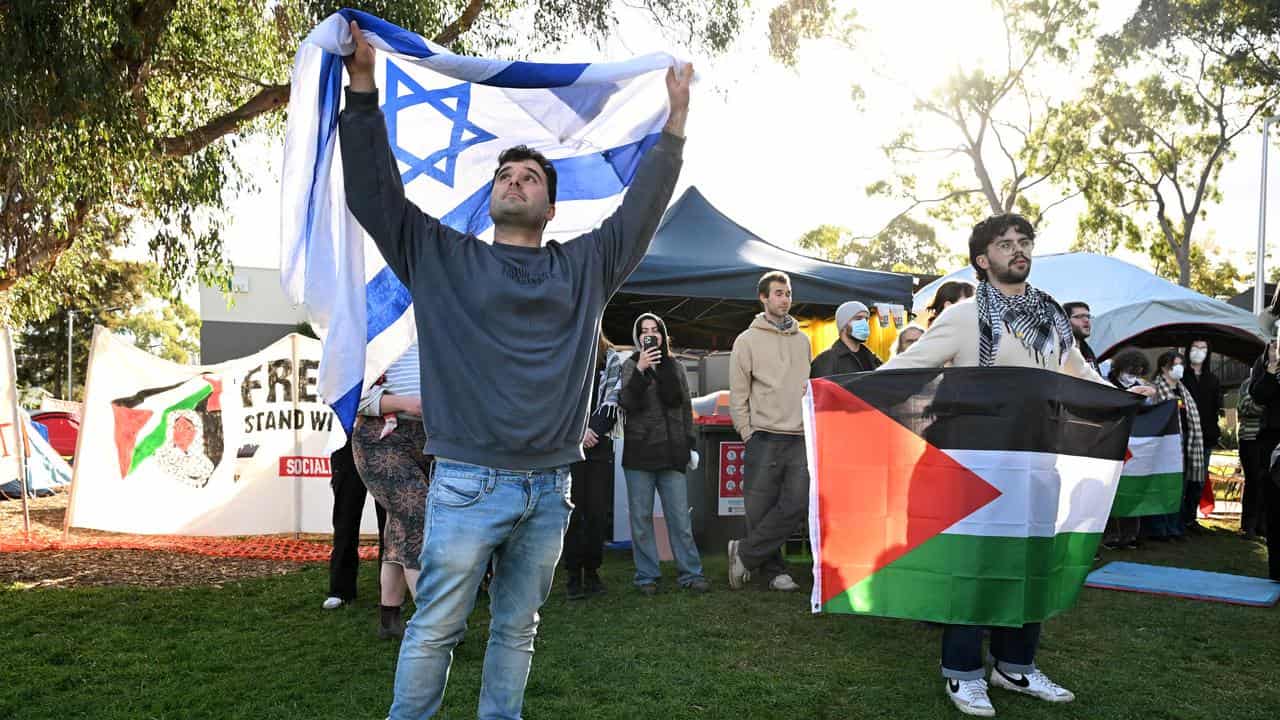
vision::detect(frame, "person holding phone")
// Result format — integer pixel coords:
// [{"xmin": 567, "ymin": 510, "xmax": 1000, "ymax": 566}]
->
[{"xmin": 618, "ymin": 313, "xmax": 708, "ymax": 594}]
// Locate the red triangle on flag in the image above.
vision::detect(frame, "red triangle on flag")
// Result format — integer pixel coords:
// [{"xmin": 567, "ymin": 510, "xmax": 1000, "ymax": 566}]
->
[{"xmin": 810, "ymin": 378, "xmax": 1003, "ymax": 607}]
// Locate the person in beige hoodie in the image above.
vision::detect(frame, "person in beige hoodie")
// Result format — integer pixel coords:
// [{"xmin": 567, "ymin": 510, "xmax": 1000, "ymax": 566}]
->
[{"xmin": 726, "ymin": 271, "xmax": 812, "ymax": 592}]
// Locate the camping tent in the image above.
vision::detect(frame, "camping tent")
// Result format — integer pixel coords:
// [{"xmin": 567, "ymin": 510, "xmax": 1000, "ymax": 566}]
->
[
  {"xmin": 606, "ymin": 187, "xmax": 914, "ymax": 349},
  {"xmin": 914, "ymin": 253, "xmax": 1267, "ymax": 362}
]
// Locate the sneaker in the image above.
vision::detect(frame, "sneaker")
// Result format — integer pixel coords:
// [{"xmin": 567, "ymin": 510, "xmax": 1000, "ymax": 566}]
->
[
  {"xmin": 566, "ymin": 575, "xmax": 586, "ymax": 601},
  {"xmin": 945, "ymin": 678, "xmax": 995, "ymax": 717},
  {"xmin": 637, "ymin": 583, "xmax": 658, "ymax": 596},
  {"xmin": 322, "ymin": 596, "xmax": 344, "ymax": 610},
  {"xmin": 584, "ymin": 570, "xmax": 606, "ymax": 596},
  {"xmin": 727, "ymin": 540, "xmax": 749, "ymax": 590},
  {"xmin": 684, "ymin": 578, "xmax": 710, "ymax": 593},
  {"xmin": 769, "ymin": 574, "xmax": 800, "ymax": 592},
  {"xmin": 989, "ymin": 667, "xmax": 1075, "ymax": 703}
]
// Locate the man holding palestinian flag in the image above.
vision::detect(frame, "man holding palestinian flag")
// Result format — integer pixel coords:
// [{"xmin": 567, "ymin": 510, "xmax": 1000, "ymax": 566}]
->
[{"xmin": 807, "ymin": 214, "xmax": 1152, "ymax": 717}]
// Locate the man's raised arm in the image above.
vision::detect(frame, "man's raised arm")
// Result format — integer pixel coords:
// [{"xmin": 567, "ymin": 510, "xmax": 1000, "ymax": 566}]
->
[{"xmin": 338, "ymin": 20, "xmax": 460, "ymax": 285}]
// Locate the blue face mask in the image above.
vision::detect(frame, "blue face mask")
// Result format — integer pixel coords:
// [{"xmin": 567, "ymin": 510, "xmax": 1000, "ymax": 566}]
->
[{"xmin": 848, "ymin": 319, "xmax": 871, "ymax": 342}]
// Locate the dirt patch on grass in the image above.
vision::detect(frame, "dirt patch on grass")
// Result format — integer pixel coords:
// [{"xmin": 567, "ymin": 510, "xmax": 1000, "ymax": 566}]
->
[{"xmin": 0, "ymin": 548, "xmax": 303, "ymax": 589}]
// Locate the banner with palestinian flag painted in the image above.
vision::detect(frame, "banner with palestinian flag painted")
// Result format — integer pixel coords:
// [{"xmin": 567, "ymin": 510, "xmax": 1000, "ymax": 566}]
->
[
  {"xmin": 804, "ymin": 367, "xmax": 1140, "ymax": 627},
  {"xmin": 1111, "ymin": 400, "xmax": 1183, "ymax": 518},
  {"xmin": 66, "ymin": 327, "xmax": 373, "ymax": 536}
]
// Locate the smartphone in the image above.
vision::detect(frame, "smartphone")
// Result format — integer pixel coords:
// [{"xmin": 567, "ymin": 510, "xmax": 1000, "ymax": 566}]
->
[{"xmin": 642, "ymin": 335, "xmax": 658, "ymax": 350}]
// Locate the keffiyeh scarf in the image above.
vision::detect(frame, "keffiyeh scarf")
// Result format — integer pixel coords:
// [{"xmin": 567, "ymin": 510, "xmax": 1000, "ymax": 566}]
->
[{"xmin": 976, "ymin": 281, "xmax": 1074, "ymax": 368}]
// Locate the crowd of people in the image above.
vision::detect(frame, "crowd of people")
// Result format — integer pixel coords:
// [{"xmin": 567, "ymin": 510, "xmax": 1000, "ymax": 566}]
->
[{"xmin": 313, "ymin": 22, "xmax": 1274, "ymax": 719}]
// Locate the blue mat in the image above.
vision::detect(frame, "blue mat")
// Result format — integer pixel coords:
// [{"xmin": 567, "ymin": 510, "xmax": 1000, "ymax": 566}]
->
[{"xmin": 1086, "ymin": 561, "xmax": 1280, "ymax": 607}]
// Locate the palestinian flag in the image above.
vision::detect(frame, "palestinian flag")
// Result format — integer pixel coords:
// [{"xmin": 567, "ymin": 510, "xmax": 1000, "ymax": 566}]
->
[
  {"xmin": 1111, "ymin": 400, "xmax": 1183, "ymax": 517},
  {"xmin": 111, "ymin": 375, "xmax": 225, "ymax": 477},
  {"xmin": 805, "ymin": 367, "xmax": 1139, "ymax": 627}
]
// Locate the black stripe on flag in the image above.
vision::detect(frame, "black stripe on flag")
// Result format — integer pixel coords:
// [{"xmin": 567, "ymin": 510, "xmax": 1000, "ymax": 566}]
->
[
  {"xmin": 1129, "ymin": 399, "xmax": 1179, "ymax": 438},
  {"xmin": 821, "ymin": 367, "xmax": 1140, "ymax": 460}
]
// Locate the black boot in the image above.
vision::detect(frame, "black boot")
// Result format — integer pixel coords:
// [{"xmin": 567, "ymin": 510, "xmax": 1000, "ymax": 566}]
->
[
  {"xmin": 584, "ymin": 569, "xmax": 606, "ymax": 596},
  {"xmin": 378, "ymin": 604, "xmax": 404, "ymax": 640},
  {"xmin": 566, "ymin": 570, "xmax": 586, "ymax": 600}
]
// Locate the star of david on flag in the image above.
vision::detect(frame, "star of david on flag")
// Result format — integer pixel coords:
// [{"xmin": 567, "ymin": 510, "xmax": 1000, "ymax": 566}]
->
[{"xmin": 280, "ymin": 9, "xmax": 680, "ymax": 431}]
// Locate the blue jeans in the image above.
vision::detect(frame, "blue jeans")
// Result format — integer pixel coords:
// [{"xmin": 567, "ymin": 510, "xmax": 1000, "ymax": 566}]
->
[
  {"xmin": 388, "ymin": 460, "xmax": 573, "ymax": 720},
  {"xmin": 624, "ymin": 467, "xmax": 705, "ymax": 587},
  {"xmin": 941, "ymin": 623, "xmax": 1041, "ymax": 680}
]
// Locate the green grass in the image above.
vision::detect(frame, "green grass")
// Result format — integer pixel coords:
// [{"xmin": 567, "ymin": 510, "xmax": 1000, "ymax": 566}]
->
[{"xmin": 2, "ymin": 523, "xmax": 1278, "ymax": 719}]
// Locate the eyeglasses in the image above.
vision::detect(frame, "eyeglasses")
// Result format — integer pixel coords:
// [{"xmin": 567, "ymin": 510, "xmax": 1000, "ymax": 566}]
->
[{"xmin": 991, "ymin": 237, "xmax": 1035, "ymax": 254}]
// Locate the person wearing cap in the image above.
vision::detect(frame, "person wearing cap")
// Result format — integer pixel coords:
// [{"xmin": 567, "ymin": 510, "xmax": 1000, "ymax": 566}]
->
[{"xmin": 810, "ymin": 301, "xmax": 882, "ymax": 378}]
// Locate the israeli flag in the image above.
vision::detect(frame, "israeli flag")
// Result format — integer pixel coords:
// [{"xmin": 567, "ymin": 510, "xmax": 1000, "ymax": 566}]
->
[{"xmin": 280, "ymin": 9, "xmax": 677, "ymax": 431}]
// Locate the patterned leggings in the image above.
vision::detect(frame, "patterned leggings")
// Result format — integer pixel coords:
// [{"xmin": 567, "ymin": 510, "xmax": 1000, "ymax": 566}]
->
[{"xmin": 351, "ymin": 416, "xmax": 431, "ymax": 571}]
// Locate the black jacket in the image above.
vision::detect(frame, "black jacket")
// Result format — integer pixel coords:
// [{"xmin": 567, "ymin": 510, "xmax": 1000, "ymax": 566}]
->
[
  {"xmin": 1248, "ymin": 355, "xmax": 1280, "ymax": 435},
  {"xmin": 1078, "ymin": 338, "xmax": 1099, "ymax": 373},
  {"xmin": 810, "ymin": 339, "xmax": 882, "ymax": 378},
  {"xmin": 1184, "ymin": 360, "xmax": 1222, "ymax": 447},
  {"xmin": 619, "ymin": 353, "xmax": 695, "ymax": 472}
]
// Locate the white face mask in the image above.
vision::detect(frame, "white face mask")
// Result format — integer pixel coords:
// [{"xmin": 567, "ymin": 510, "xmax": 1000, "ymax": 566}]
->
[
  {"xmin": 1118, "ymin": 373, "xmax": 1137, "ymax": 387},
  {"xmin": 1169, "ymin": 364, "xmax": 1185, "ymax": 381},
  {"xmin": 1189, "ymin": 348, "xmax": 1207, "ymax": 364}
]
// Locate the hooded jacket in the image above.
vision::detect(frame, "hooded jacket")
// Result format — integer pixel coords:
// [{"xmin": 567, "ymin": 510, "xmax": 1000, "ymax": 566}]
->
[
  {"xmin": 619, "ymin": 313, "xmax": 695, "ymax": 471},
  {"xmin": 729, "ymin": 313, "xmax": 812, "ymax": 440},
  {"xmin": 1181, "ymin": 349, "xmax": 1222, "ymax": 448}
]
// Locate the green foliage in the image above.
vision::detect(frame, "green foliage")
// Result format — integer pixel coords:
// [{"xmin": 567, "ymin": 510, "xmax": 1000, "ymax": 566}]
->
[
  {"xmin": 12, "ymin": 259, "xmax": 200, "ymax": 400},
  {"xmin": 796, "ymin": 217, "xmax": 948, "ymax": 274},
  {"xmin": 0, "ymin": 0, "xmax": 744, "ymax": 327},
  {"xmin": 1054, "ymin": 0, "xmax": 1280, "ymax": 287}
]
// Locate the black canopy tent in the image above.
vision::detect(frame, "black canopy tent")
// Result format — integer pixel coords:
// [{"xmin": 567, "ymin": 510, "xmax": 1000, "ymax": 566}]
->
[{"xmin": 604, "ymin": 187, "xmax": 914, "ymax": 349}]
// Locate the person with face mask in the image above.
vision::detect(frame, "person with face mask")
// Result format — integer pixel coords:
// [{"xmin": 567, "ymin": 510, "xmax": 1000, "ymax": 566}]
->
[
  {"xmin": 810, "ymin": 301, "xmax": 883, "ymax": 378},
  {"xmin": 1103, "ymin": 348, "xmax": 1154, "ymax": 549},
  {"xmin": 1146, "ymin": 350, "xmax": 1205, "ymax": 542},
  {"xmin": 1180, "ymin": 339, "xmax": 1221, "ymax": 534}
]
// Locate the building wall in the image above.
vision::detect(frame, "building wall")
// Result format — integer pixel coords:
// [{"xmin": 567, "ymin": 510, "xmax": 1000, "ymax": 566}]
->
[{"xmin": 200, "ymin": 267, "xmax": 308, "ymax": 364}]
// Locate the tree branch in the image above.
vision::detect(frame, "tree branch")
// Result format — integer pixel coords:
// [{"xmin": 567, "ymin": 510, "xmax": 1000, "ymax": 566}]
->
[
  {"xmin": 852, "ymin": 188, "xmax": 982, "ymax": 240},
  {"xmin": 153, "ymin": 0, "xmax": 490, "ymax": 157},
  {"xmin": 433, "ymin": 0, "xmax": 488, "ymax": 48}
]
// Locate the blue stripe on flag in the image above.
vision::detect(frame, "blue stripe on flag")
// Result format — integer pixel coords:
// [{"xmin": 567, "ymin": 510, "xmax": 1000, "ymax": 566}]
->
[
  {"xmin": 339, "ymin": 8, "xmax": 434, "ymax": 57},
  {"xmin": 333, "ymin": 381, "xmax": 363, "ymax": 434},
  {"xmin": 302, "ymin": 51, "xmax": 343, "ymax": 267},
  {"xmin": 483, "ymin": 61, "xmax": 589, "ymax": 88},
  {"xmin": 365, "ymin": 266, "xmax": 414, "ymax": 342}
]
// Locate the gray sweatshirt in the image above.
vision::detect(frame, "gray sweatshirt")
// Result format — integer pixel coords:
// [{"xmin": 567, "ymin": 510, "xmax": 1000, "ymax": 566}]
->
[{"xmin": 339, "ymin": 88, "xmax": 683, "ymax": 469}]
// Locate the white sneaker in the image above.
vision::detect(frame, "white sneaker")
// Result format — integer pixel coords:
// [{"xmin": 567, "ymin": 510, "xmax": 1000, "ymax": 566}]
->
[
  {"xmin": 769, "ymin": 573, "xmax": 800, "ymax": 592},
  {"xmin": 727, "ymin": 540, "xmax": 749, "ymax": 590},
  {"xmin": 947, "ymin": 676, "xmax": 993, "ymax": 712},
  {"xmin": 946, "ymin": 678, "xmax": 996, "ymax": 717},
  {"xmin": 321, "ymin": 596, "xmax": 344, "ymax": 610},
  {"xmin": 989, "ymin": 667, "xmax": 1075, "ymax": 703}
]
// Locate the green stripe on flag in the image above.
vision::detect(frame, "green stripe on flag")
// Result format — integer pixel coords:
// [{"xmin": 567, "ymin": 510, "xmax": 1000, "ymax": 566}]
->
[
  {"xmin": 129, "ymin": 385, "xmax": 213, "ymax": 473},
  {"xmin": 1110, "ymin": 471, "xmax": 1182, "ymax": 517},
  {"xmin": 822, "ymin": 532, "xmax": 1101, "ymax": 627}
]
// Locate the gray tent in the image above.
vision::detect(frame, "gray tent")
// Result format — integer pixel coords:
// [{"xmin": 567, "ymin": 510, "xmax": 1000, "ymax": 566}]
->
[{"xmin": 606, "ymin": 187, "xmax": 913, "ymax": 349}]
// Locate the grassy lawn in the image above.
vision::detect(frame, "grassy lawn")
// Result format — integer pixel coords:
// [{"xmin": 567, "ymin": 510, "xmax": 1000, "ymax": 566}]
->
[{"xmin": 2, "ymin": 522, "xmax": 1277, "ymax": 720}]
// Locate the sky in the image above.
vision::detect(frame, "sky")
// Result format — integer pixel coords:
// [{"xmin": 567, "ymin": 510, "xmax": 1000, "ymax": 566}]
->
[{"xmin": 200, "ymin": 0, "xmax": 1280, "ymax": 307}]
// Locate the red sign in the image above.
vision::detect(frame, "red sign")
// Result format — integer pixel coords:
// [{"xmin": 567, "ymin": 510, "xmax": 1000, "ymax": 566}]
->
[
  {"xmin": 278, "ymin": 456, "xmax": 332, "ymax": 478},
  {"xmin": 718, "ymin": 441, "xmax": 746, "ymax": 515}
]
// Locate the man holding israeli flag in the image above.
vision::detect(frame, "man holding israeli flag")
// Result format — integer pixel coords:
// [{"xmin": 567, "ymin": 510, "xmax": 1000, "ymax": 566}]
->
[{"xmin": 318, "ymin": 13, "xmax": 691, "ymax": 720}]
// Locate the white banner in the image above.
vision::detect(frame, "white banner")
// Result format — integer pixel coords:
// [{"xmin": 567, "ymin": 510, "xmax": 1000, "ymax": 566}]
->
[
  {"xmin": 67, "ymin": 327, "xmax": 375, "ymax": 535},
  {"xmin": 1, "ymin": 327, "xmax": 26, "ymax": 494}
]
